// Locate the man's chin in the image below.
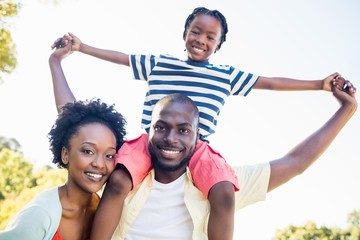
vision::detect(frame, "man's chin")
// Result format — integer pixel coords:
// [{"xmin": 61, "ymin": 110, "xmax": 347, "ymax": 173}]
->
[{"xmin": 156, "ymin": 162, "xmax": 184, "ymax": 172}]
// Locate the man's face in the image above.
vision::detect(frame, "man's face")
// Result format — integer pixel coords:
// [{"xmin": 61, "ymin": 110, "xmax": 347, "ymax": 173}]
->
[{"xmin": 148, "ymin": 101, "xmax": 199, "ymax": 177}]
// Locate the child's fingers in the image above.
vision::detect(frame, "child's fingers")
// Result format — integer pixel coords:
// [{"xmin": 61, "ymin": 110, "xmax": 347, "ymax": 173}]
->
[{"xmin": 332, "ymin": 76, "xmax": 349, "ymax": 90}]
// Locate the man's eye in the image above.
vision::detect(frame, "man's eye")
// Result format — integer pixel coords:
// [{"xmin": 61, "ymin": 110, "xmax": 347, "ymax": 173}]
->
[
  {"xmin": 154, "ymin": 126, "xmax": 165, "ymax": 131},
  {"xmin": 180, "ymin": 129, "xmax": 190, "ymax": 134}
]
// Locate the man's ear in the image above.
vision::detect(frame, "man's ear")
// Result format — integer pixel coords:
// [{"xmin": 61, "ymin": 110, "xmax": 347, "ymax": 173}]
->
[
  {"xmin": 196, "ymin": 129, "xmax": 200, "ymax": 142},
  {"xmin": 61, "ymin": 147, "xmax": 69, "ymax": 165}
]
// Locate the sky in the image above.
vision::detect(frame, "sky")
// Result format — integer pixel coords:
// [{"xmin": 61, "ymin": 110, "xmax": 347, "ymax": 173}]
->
[{"xmin": 0, "ymin": 0, "xmax": 359, "ymax": 239}]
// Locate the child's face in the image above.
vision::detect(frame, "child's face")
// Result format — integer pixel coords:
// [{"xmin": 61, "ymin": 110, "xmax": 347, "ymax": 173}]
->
[{"xmin": 184, "ymin": 14, "xmax": 222, "ymax": 62}]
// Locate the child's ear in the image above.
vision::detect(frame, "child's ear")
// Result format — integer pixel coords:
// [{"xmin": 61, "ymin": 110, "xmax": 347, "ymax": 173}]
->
[
  {"xmin": 214, "ymin": 44, "xmax": 221, "ymax": 53},
  {"xmin": 61, "ymin": 147, "xmax": 69, "ymax": 165}
]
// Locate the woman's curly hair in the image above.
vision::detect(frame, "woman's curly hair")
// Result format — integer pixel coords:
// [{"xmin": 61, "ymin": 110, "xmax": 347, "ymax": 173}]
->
[
  {"xmin": 183, "ymin": 7, "xmax": 228, "ymax": 49},
  {"xmin": 48, "ymin": 98, "xmax": 127, "ymax": 168}
]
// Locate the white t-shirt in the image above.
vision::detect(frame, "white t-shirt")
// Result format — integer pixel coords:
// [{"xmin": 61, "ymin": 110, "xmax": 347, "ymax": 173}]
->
[{"xmin": 126, "ymin": 173, "xmax": 192, "ymax": 240}]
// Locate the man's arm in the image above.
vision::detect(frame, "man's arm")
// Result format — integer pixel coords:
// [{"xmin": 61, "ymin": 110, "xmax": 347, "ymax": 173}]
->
[
  {"xmin": 268, "ymin": 81, "xmax": 357, "ymax": 192},
  {"xmin": 49, "ymin": 36, "xmax": 76, "ymax": 113}
]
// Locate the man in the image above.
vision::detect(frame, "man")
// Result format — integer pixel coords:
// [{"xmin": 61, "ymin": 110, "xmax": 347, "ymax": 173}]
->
[
  {"xmin": 110, "ymin": 86, "xmax": 356, "ymax": 239},
  {"xmin": 49, "ymin": 37, "xmax": 357, "ymax": 240}
]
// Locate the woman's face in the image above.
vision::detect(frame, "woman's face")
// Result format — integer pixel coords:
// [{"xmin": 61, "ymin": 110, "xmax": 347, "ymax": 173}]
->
[{"xmin": 62, "ymin": 123, "xmax": 116, "ymax": 194}]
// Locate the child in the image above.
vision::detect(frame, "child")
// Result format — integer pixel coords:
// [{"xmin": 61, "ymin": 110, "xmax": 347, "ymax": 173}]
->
[{"xmin": 53, "ymin": 7, "xmax": 343, "ymax": 240}]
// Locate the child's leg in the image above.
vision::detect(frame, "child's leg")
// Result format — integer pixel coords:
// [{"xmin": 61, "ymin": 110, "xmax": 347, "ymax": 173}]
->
[
  {"xmin": 188, "ymin": 140, "xmax": 239, "ymax": 240},
  {"xmin": 208, "ymin": 181, "xmax": 235, "ymax": 240},
  {"xmin": 90, "ymin": 165, "xmax": 132, "ymax": 240},
  {"xmin": 91, "ymin": 134, "xmax": 152, "ymax": 239}
]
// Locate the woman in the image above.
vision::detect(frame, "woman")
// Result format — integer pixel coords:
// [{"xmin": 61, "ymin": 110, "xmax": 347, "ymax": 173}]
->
[{"xmin": 0, "ymin": 98, "xmax": 127, "ymax": 239}]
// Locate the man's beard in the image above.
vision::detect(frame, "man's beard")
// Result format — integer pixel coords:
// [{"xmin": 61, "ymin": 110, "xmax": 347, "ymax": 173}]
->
[{"xmin": 151, "ymin": 148, "xmax": 195, "ymax": 172}]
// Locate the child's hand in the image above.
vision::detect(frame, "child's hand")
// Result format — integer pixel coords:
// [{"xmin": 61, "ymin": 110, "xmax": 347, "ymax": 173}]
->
[
  {"xmin": 322, "ymin": 72, "xmax": 342, "ymax": 91},
  {"xmin": 332, "ymin": 76, "xmax": 351, "ymax": 92},
  {"xmin": 67, "ymin": 32, "xmax": 82, "ymax": 52}
]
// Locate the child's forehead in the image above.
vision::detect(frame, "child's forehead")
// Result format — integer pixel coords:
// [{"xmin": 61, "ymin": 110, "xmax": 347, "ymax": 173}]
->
[
  {"xmin": 191, "ymin": 14, "xmax": 221, "ymax": 25},
  {"xmin": 189, "ymin": 14, "xmax": 223, "ymax": 33}
]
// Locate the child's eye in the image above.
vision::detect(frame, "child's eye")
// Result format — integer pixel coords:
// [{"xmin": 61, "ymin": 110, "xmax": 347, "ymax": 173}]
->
[
  {"xmin": 106, "ymin": 153, "xmax": 115, "ymax": 160},
  {"xmin": 190, "ymin": 30, "xmax": 199, "ymax": 35}
]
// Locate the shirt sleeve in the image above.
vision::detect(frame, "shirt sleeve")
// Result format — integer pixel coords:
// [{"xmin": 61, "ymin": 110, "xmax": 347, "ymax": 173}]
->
[
  {"xmin": 233, "ymin": 162, "xmax": 270, "ymax": 210},
  {"xmin": 0, "ymin": 187, "xmax": 61, "ymax": 240},
  {"xmin": 229, "ymin": 66, "xmax": 259, "ymax": 97},
  {"xmin": 0, "ymin": 206, "xmax": 52, "ymax": 240},
  {"xmin": 129, "ymin": 54, "xmax": 156, "ymax": 81}
]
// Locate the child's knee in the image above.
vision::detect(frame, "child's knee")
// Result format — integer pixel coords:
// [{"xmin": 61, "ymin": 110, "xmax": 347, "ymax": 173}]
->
[
  {"xmin": 208, "ymin": 181, "xmax": 235, "ymax": 208},
  {"xmin": 107, "ymin": 166, "xmax": 132, "ymax": 194}
]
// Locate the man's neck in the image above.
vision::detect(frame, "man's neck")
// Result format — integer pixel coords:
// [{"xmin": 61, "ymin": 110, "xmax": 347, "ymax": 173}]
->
[{"xmin": 154, "ymin": 167, "xmax": 187, "ymax": 184}]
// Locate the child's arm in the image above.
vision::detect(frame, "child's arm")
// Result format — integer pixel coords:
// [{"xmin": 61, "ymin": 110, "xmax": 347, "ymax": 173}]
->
[
  {"xmin": 253, "ymin": 72, "xmax": 345, "ymax": 92},
  {"xmin": 67, "ymin": 32, "xmax": 130, "ymax": 66}
]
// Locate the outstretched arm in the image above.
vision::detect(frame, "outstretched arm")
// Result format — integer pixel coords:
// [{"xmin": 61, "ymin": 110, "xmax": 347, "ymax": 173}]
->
[
  {"xmin": 254, "ymin": 72, "xmax": 345, "ymax": 92},
  {"xmin": 49, "ymin": 36, "xmax": 76, "ymax": 113},
  {"xmin": 66, "ymin": 32, "xmax": 130, "ymax": 66},
  {"xmin": 268, "ymin": 80, "xmax": 357, "ymax": 192}
]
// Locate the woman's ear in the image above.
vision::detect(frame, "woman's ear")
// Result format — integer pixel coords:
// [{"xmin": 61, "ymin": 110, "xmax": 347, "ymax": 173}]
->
[{"xmin": 61, "ymin": 147, "xmax": 69, "ymax": 165}]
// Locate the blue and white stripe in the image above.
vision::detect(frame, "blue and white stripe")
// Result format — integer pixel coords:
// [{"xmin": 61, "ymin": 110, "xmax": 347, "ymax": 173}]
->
[{"xmin": 129, "ymin": 54, "xmax": 259, "ymax": 138}]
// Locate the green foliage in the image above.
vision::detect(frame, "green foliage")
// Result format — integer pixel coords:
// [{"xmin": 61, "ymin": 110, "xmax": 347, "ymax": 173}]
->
[
  {"xmin": 0, "ymin": 0, "xmax": 19, "ymax": 18},
  {"xmin": 0, "ymin": 136, "xmax": 22, "ymax": 153},
  {"xmin": 273, "ymin": 212, "xmax": 360, "ymax": 240},
  {"xmin": 348, "ymin": 211, "xmax": 360, "ymax": 229},
  {"xmin": 0, "ymin": 165, "xmax": 67, "ymax": 230},
  {"xmin": 0, "ymin": 0, "xmax": 19, "ymax": 83},
  {"xmin": 0, "ymin": 28, "xmax": 16, "ymax": 81},
  {"xmin": 0, "ymin": 148, "xmax": 35, "ymax": 199}
]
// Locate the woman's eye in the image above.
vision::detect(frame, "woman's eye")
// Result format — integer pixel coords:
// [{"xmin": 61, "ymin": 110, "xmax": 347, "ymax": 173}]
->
[
  {"xmin": 83, "ymin": 149, "xmax": 94, "ymax": 155},
  {"xmin": 106, "ymin": 154, "xmax": 115, "ymax": 160}
]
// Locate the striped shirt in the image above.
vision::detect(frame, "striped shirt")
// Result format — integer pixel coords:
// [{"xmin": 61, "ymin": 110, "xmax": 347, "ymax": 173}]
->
[{"xmin": 130, "ymin": 54, "xmax": 259, "ymax": 138}]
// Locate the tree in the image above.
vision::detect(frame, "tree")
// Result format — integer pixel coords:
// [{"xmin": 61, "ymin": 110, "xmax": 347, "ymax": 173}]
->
[
  {"xmin": 0, "ymin": 161, "xmax": 66, "ymax": 230},
  {"xmin": 0, "ymin": 148, "xmax": 34, "ymax": 199},
  {"xmin": 0, "ymin": 144, "xmax": 67, "ymax": 230},
  {"xmin": 273, "ymin": 211, "xmax": 360, "ymax": 240},
  {"xmin": 0, "ymin": 0, "xmax": 20, "ymax": 83},
  {"xmin": 348, "ymin": 210, "xmax": 360, "ymax": 239},
  {"xmin": 0, "ymin": 135, "xmax": 22, "ymax": 153}
]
